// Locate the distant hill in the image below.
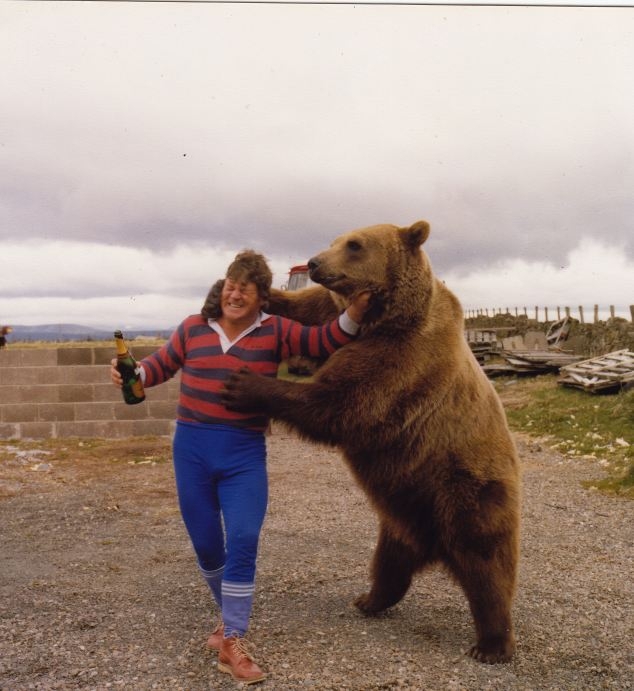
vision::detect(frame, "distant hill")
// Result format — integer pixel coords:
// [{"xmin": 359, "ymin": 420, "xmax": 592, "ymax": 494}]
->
[{"xmin": 4, "ymin": 324, "xmax": 173, "ymax": 343}]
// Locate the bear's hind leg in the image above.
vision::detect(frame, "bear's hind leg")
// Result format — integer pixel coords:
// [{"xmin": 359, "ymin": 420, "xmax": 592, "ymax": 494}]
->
[
  {"xmin": 354, "ymin": 526, "xmax": 422, "ymax": 615},
  {"xmin": 450, "ymin": 550, "xmax": 517, "ymax": 663}
]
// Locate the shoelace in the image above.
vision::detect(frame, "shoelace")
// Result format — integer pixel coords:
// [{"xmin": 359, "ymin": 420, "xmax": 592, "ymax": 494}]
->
[{"xmin": 230, "ymin": 636, "xmax": 255, "ymax": 662}]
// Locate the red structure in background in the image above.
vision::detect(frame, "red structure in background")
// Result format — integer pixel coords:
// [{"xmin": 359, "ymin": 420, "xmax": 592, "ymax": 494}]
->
[{"xmin": 286, "ymin": 264, "xmax": 314, "ymax": 291}]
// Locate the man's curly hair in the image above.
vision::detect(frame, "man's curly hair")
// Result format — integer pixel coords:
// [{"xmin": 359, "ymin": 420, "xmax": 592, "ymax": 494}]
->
[{"xmin": 201, "ymin": 249, "xmax": 273, "ymax": 320}]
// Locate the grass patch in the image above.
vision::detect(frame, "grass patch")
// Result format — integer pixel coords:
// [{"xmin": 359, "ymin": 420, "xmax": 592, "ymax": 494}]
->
[
  {"xmin": 0, "ymin": 436, "xmax": 172, "ymax": 468},
  {"xmin": 276, "ymin": 361, "xmax": 314, "ymax": 382},
  {"xmin": 495, "ymin": 374, "xmax": 634, "ymax": 498}
]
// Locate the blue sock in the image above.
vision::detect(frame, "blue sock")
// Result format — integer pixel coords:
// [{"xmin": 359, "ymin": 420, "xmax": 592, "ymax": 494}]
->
[
  {"xmin": 199, "ymin": 563, "xmax": 224, "ymax": 608},
  {"xmin": 221, "ymin": 580, "xmax": 255, "ymax": 637}
]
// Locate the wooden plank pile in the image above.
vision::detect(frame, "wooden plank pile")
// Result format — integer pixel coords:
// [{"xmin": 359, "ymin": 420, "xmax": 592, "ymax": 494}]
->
[
  {"xmin": 558, "ymin": 349, "xmax": 634, "ymax": 393},
  {"xmin": 483, "ymin": 349, "xmax": 583, "ymax": 377},
  {"xmin": 466, "ymin": 328, "xmax": 584, "ymax": 377}
]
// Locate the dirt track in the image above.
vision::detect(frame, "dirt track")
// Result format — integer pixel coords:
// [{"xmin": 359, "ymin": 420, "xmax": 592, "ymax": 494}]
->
[{"xmin": 0, "ymin": 427, "xmax": 632, "ymax": 690}]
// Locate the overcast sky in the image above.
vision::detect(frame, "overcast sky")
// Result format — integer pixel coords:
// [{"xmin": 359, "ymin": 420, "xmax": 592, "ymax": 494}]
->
[{"xmin": 1, "ymin": 1, "xmax": 633, "ymax": 329}]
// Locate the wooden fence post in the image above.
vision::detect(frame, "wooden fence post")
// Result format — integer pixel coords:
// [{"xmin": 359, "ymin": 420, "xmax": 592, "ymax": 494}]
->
[{"xmin": 469, "ymin": 304, "xmax": 631, "ymax": 322}]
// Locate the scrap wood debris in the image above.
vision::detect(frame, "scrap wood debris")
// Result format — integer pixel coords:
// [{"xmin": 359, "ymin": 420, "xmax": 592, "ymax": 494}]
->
[
  {"xmin": 483, "ymin": 349, "xmax": 583, "ymax": 377},
  {"xmin": 558, "ymin": 349, "xmax": 634, "ymax": 394},
  {"xmin": 466, "ymin": 328, "xmax": 584, "ymax": 377}
]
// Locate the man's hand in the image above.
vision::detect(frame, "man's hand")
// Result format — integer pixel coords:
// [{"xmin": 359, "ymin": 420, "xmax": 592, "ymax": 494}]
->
[
  {"xmin": 346, "ymin": 290, "xmax": 373, "ymax": 324},
  {"xmin": 110, "ymin": 358, "xmax": 123, "ymax": 389}
]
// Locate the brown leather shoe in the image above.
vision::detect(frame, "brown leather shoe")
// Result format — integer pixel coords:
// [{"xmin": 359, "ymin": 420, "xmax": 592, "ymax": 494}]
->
[
  {"xmin": 206, "ymin": 621, "xmax": 224, "ymax": 650},
  {"xmin": 218, "ymin": 635, "xmax": 266, "ymax": 684}
]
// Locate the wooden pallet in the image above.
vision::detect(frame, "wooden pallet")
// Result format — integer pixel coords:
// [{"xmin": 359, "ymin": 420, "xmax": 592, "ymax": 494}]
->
[{"xmin": 558, "ymin": 349, "xmax": 634, "ymax": 393}]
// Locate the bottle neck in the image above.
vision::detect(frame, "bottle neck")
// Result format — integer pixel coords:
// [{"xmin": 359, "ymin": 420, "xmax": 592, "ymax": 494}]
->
[{"xmin": 115, "ymin": 337, "xmax": 129, "ymax": 356}]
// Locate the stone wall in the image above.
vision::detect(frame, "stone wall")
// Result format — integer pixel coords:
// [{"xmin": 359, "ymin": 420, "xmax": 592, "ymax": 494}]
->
[{"xmin": 0, "ymin": 346, "xmax": 180, "ymax": 440}]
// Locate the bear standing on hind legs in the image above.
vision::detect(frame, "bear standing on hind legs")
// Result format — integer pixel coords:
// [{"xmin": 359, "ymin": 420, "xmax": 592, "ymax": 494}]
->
[{"xmin": 222, "ymin": 220, "xmax": 521, "ymax": 663}]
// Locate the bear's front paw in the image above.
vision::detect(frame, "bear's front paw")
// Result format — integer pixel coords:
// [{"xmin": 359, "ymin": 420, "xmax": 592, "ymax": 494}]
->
[{"xmin": 221, "ymin": 367, "xmax": 267, "ymax": 412}]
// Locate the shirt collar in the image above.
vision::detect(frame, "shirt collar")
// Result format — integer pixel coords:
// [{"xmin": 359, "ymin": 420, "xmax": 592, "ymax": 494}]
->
[{"xmin": 208, "ymin": 311, "xmax": 271, "ymax": 353}]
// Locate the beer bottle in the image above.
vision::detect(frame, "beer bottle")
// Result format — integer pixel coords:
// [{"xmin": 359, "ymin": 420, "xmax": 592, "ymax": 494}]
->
[{"xmin": 114, "ymin": 330, "xmax": 146, "ymax": 405}]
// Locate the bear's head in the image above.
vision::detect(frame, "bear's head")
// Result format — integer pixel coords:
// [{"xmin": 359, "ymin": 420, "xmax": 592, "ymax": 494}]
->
[{"xmin": 308, "ymin": 220, "xmax": 433, "ymax": 327}]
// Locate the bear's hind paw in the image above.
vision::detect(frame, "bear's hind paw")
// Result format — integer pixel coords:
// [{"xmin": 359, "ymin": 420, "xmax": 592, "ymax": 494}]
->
[
  {"xmin": 466, "ymin": 638, "xmax": 515, "ymax": 664},
  {"xmin": 353, "ymin": 593, "xmax": 388, "ymax": 616}
]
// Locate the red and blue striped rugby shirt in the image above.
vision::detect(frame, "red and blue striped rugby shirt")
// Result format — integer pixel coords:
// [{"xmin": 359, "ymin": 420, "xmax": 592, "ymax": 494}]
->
[{"xmin": 140, "ymin": 312, "xmax": 356, "ymax": 431}]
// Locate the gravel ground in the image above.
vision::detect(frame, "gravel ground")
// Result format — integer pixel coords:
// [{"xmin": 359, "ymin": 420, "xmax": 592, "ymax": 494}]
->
[{"xmin": 0, "ymin": 425, "xmax": 632, "ymax": 691}]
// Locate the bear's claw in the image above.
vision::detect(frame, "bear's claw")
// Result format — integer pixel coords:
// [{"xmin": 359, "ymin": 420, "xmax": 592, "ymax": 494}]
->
[
  {"xmin": 466, "ymin": 639, "xmax": 515, "ymax": 664},
  {"xmin": 353, "ymin": 593, "xmax": 386, "ymax": 615}
]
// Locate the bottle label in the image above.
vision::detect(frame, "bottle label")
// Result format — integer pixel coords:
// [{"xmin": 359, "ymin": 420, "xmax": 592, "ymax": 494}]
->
[
  {"xmin": 130, "ymin": 377, "xmax": 145, "ymax": 399},
  {"xmin": 116, "ymin": 361, "xmax": 145, "ymax": 404}
]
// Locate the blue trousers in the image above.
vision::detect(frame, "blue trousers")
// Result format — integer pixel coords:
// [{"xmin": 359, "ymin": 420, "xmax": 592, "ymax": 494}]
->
[{"xmin": 172, "ymin": 421, "xmax": 268, "ymax": 635}]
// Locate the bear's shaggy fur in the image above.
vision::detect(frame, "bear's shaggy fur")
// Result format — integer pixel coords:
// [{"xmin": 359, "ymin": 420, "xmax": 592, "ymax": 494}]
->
[
  {"xmin": 268, "ymin": 285, "xmax": 345, "ymax": 325},
  {"xmin": 222, "ymin": 220, "xmax": 521, "ymax": 663}
]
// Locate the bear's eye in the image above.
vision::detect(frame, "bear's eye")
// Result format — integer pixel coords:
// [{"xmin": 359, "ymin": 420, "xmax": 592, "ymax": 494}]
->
[{"xmin": 346, "ymin": 239, "xmax": 363, "ymax": 252}]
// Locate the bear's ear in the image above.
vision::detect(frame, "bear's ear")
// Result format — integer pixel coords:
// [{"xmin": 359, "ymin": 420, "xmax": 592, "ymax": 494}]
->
[{"xmin": 400, "ymin": 220, "xmax": 430, "ymax": 250}]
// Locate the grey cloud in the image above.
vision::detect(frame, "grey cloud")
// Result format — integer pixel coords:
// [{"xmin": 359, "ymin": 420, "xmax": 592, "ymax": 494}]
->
[{"xmin": 2, "ymin": 3, "xmax": 633, "ymax": 278}]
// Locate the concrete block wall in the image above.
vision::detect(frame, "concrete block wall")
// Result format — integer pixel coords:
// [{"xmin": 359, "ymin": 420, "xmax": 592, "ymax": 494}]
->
[{"xmin": 0, "ymin": 346, "xmax": 179, "ymax": 439}]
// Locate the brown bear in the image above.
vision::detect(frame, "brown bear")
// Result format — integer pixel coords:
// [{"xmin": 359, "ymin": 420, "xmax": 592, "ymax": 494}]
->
[{"xmin": 222, "ymin": 220, "xmax": 521, "ymax": 663}]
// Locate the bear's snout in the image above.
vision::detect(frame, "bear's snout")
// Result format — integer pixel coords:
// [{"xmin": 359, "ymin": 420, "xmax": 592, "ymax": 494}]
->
[
  {"xmin": 307, "ymin": 257, "xmax": 320, "ymax": 273},
  {"xmin": 307, "ymin": 251, "xmax": 351, "ymax": 295},
  {"xmin": 308, "ymin": 257, "xmax": 324, "ymax": 282}
]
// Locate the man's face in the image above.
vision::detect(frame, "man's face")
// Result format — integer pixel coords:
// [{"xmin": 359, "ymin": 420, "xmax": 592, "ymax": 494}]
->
[{"xmin": 221, "ymin": 277, "xmax": 264, "ymax": 326}]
